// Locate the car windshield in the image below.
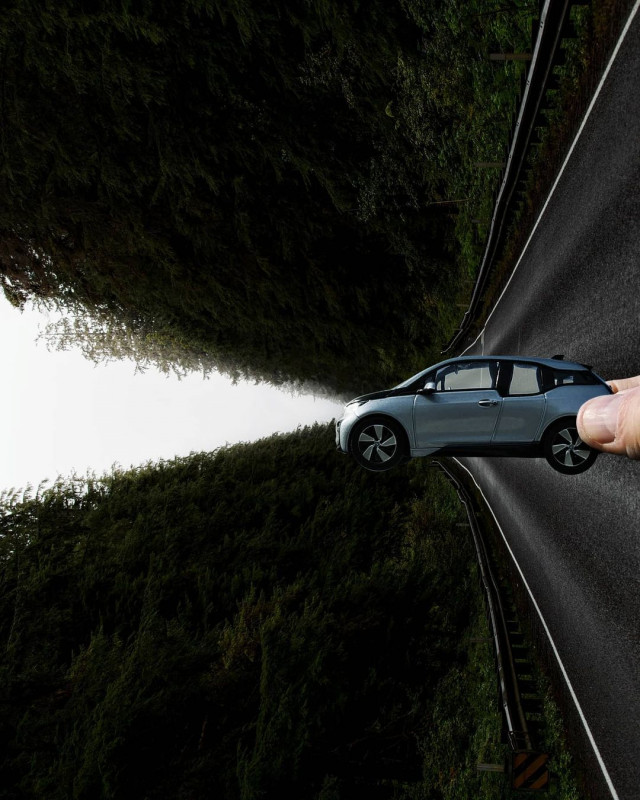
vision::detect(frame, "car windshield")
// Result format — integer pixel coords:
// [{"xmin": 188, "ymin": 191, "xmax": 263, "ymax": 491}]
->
[{"xmin": 393, "ymin": 367, "xmax": 430, "ymax": 389}]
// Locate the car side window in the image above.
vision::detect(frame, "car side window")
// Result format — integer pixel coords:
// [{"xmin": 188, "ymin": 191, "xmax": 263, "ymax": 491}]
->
[
  {"xmin": 538, "ymin": 367, "xmax": 599, "ymax": 390},
  {"xmin": 551, "ymin": 369, "xmax": 597, "ymax": 386},
  {"xmin": 434, "ymin": 361, "xmax": 497, "ymax": 391},
  {"xmin": 509, "ymin": 363, "xmax": 542, "ymax": 396}
]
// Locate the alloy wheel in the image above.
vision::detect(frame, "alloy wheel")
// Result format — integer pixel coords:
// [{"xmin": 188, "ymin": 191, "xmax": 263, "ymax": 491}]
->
[
  {"xmin": 550, "ymin": 426, "xmax": 591, "ymax": 469},
  {"xmin": 357, "ymin": 423, "xmax": 398, "ymax": 464}
]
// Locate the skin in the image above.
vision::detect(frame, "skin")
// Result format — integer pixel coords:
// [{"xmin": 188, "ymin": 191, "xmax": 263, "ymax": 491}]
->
[{"xmin": 577, "ymin": 376, "xmax": 640, "ymax": 459}]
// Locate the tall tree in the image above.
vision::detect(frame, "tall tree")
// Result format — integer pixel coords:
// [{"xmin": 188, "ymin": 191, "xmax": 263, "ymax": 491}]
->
[
  {"xmin": 0, "ymin": 0, "xmax": 461, "ymax": 394},
  {"xmin": 0, "ymin": 426, "xmax": 474, "ymax": 799},
  {"xmin": 1, "ymin": 1, "xmax": 531, "ymax": 393}
]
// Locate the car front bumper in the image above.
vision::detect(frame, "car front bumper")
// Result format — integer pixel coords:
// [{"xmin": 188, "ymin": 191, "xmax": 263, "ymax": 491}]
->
[
  {"xmin": 335, "ymin": 419, "xmax": 343, "ymax": 450},
  {"xmin": 335, "ymin": 408, "xmax": 360, "ymax": 454}
]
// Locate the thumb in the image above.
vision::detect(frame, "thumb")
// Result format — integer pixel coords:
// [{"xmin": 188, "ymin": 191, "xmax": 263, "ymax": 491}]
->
[{"xmin": 577, "ymin": 385, "xmax": 640, "ymax": 459}]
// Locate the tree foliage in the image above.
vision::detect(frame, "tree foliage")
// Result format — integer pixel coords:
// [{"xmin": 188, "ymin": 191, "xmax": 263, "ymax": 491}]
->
[
  {"xmin": 0, "ymin": 425, "xmax": 474, "ymax": 799},
  {"xmin": 0, "ymin": 0, "xmax": 530, "ymax": 394}
]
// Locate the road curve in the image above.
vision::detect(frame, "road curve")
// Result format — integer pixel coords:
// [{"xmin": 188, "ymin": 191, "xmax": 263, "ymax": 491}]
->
[{"xmin": 459, "ymin": 5, "xmax": 640, "ymax": 799}]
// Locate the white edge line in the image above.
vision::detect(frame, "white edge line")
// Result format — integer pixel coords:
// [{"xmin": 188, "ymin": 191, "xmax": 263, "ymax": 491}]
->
[
  {"xmin": 452, "ymin": 458, "xmax": 620, "ymax": 800},
  {"xmin": 462, "ymin": 0, "xmax": 640, "ymax": 358}
]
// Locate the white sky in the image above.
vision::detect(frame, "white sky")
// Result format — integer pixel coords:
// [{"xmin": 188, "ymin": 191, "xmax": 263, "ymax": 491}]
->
[{"xmin": 1, "ymin": 299, "xmax": 344, "ymax": 493}]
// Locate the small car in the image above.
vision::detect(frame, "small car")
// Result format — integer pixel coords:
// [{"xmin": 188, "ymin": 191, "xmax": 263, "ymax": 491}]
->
[{"xmin": 335, "ymin": 355, "xmax": 611, "ymax": 474}]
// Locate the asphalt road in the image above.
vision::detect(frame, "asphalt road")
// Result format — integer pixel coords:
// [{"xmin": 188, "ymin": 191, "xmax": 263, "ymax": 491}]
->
[{"xmin": 458, "ymin": 6, "xmax": 640, "ymax": 799}]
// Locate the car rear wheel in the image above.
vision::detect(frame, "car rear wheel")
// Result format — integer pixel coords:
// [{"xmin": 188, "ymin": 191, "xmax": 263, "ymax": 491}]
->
[
  {"xmin": 543, "ymin": 419, "xmax": 598, "ymax": 474},
  {"xmin": 349, "ymin": 417, "xmax": 407, "ymax": 472}
]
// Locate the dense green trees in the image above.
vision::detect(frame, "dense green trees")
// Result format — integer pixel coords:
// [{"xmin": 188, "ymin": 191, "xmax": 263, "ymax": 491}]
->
[
  {"xmin": 0, "ymin": 4, "xmax": 582, "ymax": 795},
  {"xmin": 0, "ymin": 425, "xmax": 479, "ymax": 799},
  {"xmin": 0, "ymin": 0, "xmax": 530, "ymax": 393}
]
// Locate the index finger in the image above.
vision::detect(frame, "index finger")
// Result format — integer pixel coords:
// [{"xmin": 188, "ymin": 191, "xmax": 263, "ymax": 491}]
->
[{"xmin": 607, "ymin": 376, "xmax": 640, "ymax": 393}]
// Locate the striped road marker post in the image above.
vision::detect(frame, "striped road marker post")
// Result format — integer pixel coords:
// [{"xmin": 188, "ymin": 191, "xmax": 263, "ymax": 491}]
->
[{"xmin": 511, "ymin": 752, "xmax": 550, "ymax": 792}]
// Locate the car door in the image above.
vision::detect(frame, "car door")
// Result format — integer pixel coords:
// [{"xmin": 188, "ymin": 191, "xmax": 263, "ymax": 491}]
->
[
  {"xmin": 491, "ymin": 361, "xmax": 546, "ymax": 443},
  {"xmin": 413, "ymin": 360, "xmax": 502, "ymax": 447}
]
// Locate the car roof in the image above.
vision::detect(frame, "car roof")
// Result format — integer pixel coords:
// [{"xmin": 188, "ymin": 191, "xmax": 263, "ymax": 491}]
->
[
  {"xmin": 392, "ymin": 355, "xmax": 592, "ymax": 390},
  {"xmin": 433, "ymin": 355, "xmax": 590, "ymax": 370}
]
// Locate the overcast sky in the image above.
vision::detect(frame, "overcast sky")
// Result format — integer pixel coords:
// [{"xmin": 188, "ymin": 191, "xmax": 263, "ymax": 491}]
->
[{"xmin": 1, "ymin": 299, "xmax": 344, "ymax": 493}]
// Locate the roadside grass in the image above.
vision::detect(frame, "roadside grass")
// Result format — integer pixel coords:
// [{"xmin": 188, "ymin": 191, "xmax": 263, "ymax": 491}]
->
[
  {"xmin": 418, "ymin": 603, "xmax": 506, "ymax": 800},
  {"xmin": 388, "ymin": 0, "xmax": 533, "ymax": 350},
  {"xmin": 539, "ymin": 688, "xmax": 584, "ymax": 800}
]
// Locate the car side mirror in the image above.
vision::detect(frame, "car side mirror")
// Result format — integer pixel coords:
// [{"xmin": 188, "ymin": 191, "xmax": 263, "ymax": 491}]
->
[{"xmin": 420, "ymin": 382, "xmax": 436, "ymax": 395}]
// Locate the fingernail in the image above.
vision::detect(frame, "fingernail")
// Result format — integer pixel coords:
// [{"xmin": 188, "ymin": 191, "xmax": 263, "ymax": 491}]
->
[{"xmin": 580, "ymin": 394, "xmax": 620, "ymax": 444}]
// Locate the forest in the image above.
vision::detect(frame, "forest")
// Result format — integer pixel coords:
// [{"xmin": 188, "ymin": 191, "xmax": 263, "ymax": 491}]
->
[
  {"xmin": 0, "ymin": 426, "xmax": 501, "ymax": 800},
  {"xmin": 0, "ymin": 0, "xmax": 531, "ymax": 394},
  {"xmin": 0, "ymin": 1, "xmax": 579, "ymax": 797}
]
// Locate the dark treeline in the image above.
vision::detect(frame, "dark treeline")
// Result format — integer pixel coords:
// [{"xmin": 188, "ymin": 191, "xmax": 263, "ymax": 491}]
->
[
  {"xmin": 0, "ymin": 0, "xmax": 529, "ymax": 394},
  {"xmin": 0, "ymin": 426, "xmax": 477, "ymax": 799}
]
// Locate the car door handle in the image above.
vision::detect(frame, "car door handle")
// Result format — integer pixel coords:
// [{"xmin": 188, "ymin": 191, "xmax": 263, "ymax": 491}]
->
[{"xmin": 478, "ymin": 399, "xmax": 499, "ymax": 407}]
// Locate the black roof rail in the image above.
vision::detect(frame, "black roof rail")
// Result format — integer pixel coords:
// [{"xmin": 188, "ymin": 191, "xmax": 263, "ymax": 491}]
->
[{"xmin": 551, "ymin": 354, "xmax": 564, "ymax": 360}]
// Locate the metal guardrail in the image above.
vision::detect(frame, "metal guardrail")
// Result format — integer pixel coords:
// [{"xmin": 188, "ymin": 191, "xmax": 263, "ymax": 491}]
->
[
  {"xmin": 443, "ymin": 0, "xmax": 583, "ymax": 354},
  {"xmin": 433, "ymin": 460, "xmax": 533, "ymax": 753}
]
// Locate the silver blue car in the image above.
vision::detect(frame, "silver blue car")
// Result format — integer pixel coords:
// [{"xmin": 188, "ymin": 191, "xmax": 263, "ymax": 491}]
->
[{"xmin": 336, "ymin": 356, "xmax": 611, "ymax": 474}]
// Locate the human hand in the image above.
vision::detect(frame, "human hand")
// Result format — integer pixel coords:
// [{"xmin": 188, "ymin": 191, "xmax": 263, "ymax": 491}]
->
[{"xmin": 577, "ymin": 376, "xmax": 640, "ymax": 459}]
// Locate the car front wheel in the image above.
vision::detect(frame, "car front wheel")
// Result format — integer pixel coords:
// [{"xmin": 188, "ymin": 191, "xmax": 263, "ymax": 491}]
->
[
  {"xmin": 543, "ymin": 419, "xmax": 598, "ymax": 474},
  {"xmin": 349, "ymin": 416, "xmax": 407, "ymax": 472}
]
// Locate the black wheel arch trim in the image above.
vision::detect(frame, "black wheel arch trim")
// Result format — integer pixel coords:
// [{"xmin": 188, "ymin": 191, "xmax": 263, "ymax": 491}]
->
[{"xmin": 541, "ymin": 414, "xmax": 579, "ymax": 441}]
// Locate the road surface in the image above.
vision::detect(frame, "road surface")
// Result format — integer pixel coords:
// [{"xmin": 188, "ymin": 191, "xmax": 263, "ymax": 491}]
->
[{"xmin": 458, "ymin": 5, "xmax": 640, "ymax": 798}]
